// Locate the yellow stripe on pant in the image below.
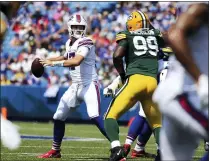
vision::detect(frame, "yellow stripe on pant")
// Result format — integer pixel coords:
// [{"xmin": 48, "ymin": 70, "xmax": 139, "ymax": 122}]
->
[{"xmin": 105, "ymin": 74, "xmax": 162, "ymax": 129}]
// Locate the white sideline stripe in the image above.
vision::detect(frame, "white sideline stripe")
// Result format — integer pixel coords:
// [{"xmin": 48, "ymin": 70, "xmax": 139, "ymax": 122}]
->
[
  {"xmin": 2, "ymin": 153, "xmax": 104, "ymax": 156},
  {"xmin": 16, "ymin": 146, "xmax": 205, "ymax": 151}
]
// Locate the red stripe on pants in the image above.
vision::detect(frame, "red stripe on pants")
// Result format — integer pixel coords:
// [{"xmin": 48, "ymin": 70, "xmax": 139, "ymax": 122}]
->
[
  {"xmin": 94, "ymin": 83, "xmax": 100, "ymax": 114},
  {"xmin": 178, "ymin": 94, "xmax": 208, "ymax": 132}
]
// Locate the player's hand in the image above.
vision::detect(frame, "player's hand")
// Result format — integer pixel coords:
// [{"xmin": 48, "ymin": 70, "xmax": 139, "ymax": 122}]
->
[
  {"xmin": 39, "ymin": 59, "xmax": 53, "ymax": 67},
  {"xmin": 197, "ymin": 74, "xmax": 208, "ymax": 108},
  {"xmin": 103, "ymin": 87, "xmax": 115, "ymax": 97}
]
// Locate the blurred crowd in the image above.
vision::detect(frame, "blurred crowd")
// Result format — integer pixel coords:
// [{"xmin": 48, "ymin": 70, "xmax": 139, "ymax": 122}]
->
[{"xmin": 1, "ymin": 1, "xmax": 176, "ymax": 88}]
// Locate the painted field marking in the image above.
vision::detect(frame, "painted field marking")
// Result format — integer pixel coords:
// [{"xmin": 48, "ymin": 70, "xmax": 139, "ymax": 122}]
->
[
  {"xmin": 1, "ymin": 152, "xmax": 203, "ymax": 158},
  {"xmin": 13, "ymin": 146, "xmax": 206, "ymax": 152},
  {"xmin": 20, "ymin": 127, "xmax": 127, "ymax": 136},
  {"xmin": 21, "ymin": 135, "xmax": 105, "ymax": 141}
]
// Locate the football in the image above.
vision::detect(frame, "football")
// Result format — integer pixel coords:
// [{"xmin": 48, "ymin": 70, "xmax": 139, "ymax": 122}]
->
[{"xmin": 31, "ymin": 58, "xmax": 44, "ymax": 78}]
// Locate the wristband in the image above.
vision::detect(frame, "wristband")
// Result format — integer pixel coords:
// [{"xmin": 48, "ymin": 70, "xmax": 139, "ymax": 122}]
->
[{"xmin": 52, "ymin": 60, "xmax": 65, "ymax": 67}]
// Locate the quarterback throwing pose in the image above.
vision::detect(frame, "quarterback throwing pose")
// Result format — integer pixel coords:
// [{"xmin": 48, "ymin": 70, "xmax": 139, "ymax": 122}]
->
[
  {"xmin": 104, "ymin": 11, "xmax": 165, "ymax": 161},
  {"xmin": 153, "ymin": 2, "xmax": 209, "ymax": 161},
  {"xmin": 38, "ymin": 14, "xmax": 109, "ymax": 158}
]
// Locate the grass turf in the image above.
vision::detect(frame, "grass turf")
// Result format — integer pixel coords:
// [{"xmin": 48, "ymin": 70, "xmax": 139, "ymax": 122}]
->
[{"xmin": 1, "ymin": 121, "xmax": 205, "ymax": 161}]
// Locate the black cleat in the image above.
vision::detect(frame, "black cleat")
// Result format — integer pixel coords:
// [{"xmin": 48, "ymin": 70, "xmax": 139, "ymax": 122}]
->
[
  {"xmin": 154, "ymin": 150, "xmax": 161, "ymax": 161},
  {"xmin": 108, "ymin": 146, "xmax": 126, "ymax": 161}
]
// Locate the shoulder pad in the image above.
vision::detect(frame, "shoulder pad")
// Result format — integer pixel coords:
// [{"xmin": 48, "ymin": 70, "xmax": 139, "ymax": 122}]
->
[
  {"xmin": 116, "ymin": 31, "xmax": 127, "ymax": 42},
  {"xmin": 78, "ymin": 37, "xmax": 93, "ymax": 48}
]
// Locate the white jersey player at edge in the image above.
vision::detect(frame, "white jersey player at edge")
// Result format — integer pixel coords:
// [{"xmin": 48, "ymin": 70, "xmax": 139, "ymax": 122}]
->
[
  {"xmin": 153, "ymin": 2, "xmax": 209, "ymax": 161},
  {"xmin": 38, "ymin": 14, "xmax": 109, "ymax": 158}
]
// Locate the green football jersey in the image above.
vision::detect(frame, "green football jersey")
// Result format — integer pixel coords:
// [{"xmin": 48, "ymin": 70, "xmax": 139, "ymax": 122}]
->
[{"xmin": 116, "ymin": 29, "xmax": 165, "ymax": 79}]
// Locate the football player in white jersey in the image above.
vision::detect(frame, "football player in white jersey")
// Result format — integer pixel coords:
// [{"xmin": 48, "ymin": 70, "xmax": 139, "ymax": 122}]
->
[
  {"xmin": 38, "ymin": 14, "xmax": 109, "ymax": 158},
  {"xmin": 153, "ymin": 2, "xmax": 208, "ymax": 160}
]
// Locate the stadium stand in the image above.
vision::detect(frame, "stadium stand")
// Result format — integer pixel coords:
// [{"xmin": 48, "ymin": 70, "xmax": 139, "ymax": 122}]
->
[{"xmin": 1, "ymin": 2, "xmax": 176, "ymax": 88}]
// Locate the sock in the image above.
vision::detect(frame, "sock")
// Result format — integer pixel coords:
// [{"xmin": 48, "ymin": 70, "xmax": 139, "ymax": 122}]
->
[
  {"xmin": 137, "ymin": 120, "xmax": 152, "ymax": 147},
  {"xmin": 125, "ymin": 115, "xmax": 145, "ymax": 145},
  {"xmin": 134, "ymin": 140, "xmax": 145, "ymax": 152},
  {"xmin": 104, "ymin": 118, "xmax": 119, "ymax": 142},
  {"xmin": 52, "ymin": 120, "xmax": 65, "ymax": 151},
  {"xmin": 153, "ymin": 127, "xmax": 161, "ymax": 150},
  {"xmin": 91, "ymin": 116, "xmax": 110, "ymax": 141},
  {"xmin": 111, "ymin": 140, "xmax": 121, "ymax": 148},
  {"xmin": 125, "ymin": 138, "xmax": 133, "ymax": 145},
  {"xmin": 200, "ymin": 152, "xmax": 209, "ymax": 161}
]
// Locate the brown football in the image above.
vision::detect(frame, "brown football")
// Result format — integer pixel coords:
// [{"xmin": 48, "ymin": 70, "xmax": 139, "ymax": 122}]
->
[{"xmin": 31, "ymin": 58, "xmax": 44, "ymax": 78}]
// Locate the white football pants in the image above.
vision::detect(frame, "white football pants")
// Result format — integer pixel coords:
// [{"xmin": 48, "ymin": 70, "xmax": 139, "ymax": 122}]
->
[{"xmin": 53, "ymin": 81, "xmax": 101, "ymax": 121}]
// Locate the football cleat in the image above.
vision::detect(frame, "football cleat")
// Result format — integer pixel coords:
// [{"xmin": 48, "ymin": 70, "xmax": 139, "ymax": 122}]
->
[
  {"xmin": 108, "ymin": 146, "xmax": 126, "ymax": 161},
  {"xmin": 37, "ymin": 149, "xmax": 61, "ymax": 158},
  {"xmin": 131, "ymin": 149, "xmax": 156, "ymax": 158},
  {"xmin": 119, "ymin": 144, "xmax": 131, "ymax": 161}
]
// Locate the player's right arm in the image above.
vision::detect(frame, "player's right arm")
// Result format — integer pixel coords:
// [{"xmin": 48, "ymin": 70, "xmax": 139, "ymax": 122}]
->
[
  {"xmin": 168, "ymin": 3, "xmax": 208, "ymax": 83},
  {"xmin": 167, "ymin": 3, "xmax": 209, "ymax": 107},
  {"xmin": 113, "ymin": 32, "xmax": 128, "ymax": 83},
  {"xmin": 47, "ymin": 56, "xmax": 66, "ymax": 61}
]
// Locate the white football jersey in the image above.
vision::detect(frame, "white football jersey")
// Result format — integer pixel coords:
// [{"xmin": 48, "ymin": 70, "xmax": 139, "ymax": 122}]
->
[{"xmin": 64, "ymin": 36, "xmax": 98, "ymax": 85}]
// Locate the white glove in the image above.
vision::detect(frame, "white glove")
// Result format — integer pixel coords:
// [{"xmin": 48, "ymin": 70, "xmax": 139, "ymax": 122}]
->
[
  {"xmin": 1, "ymin": 115, "xmax": 21, "ymax": 150},
  {"xmin": 103, "ymin": 87, "xmax": 115, "ymax": 97},
  {"xmin": 197, "ymin": 74, "xmax": 209, "ymax": 108},
  {"xmin": 103, "ymin": 76, "xmax": 122, "ymax": 97}
]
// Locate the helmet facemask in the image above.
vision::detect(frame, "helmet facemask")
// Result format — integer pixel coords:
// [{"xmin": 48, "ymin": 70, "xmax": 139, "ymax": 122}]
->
[
  {"xmin": 68, "ymin": 25, "xmax": 86, "ymax": 39},
  {"xmin": 67, "ymin": 14, "xmax": 87, "ymax": 39}
]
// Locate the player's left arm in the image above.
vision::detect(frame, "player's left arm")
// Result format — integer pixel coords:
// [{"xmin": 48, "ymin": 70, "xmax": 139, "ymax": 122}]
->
[
  {"xmin": 40, "ymin": 46, "xmax": 88, "ymax": 67},
  {"xmin": 113, "ymin": 44, "xmax": 127, "ymax": 83},
  {"xmin": 167, "ymin": 3, "xmax": 208, "ymax": 83}
]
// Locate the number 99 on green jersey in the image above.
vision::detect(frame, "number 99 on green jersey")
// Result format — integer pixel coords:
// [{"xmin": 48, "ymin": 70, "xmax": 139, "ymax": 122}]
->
[{"xmin": 116, "ymin": 29, "xmax": 165, "ymax": 79}]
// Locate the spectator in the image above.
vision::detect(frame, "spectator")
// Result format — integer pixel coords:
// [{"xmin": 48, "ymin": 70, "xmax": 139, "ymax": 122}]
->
[
  {"xmin": 48, "ymin": 70, "xmax": 59, "ymax": 86},
  {"xmin": 10, "ymin": 33, "xmax": 22, "ymax": 47},
  {"xmin": 59, "ymin": 69, "xmax": 72, "ymax": 87},
  {"xmin": 9, "ymin": 58, "xmax": 22, "ymax": 72},
  {"xmin": 1, "ymin": 74, "xmax": 11, "ymax": 85},
  {"xmin": 2, "ymin": 2, "xmax": 176, "ymax": 87},
  {"xmin": 11, "ymin": 67, "xmax": 25, "ymax": 85},
  {"xmin": 90, "ymin": 8, "xmax": 101, "ymax": 32},
  {"xmin": 116, "ymin": 9, "xmax": 128, "ymax": 27}
]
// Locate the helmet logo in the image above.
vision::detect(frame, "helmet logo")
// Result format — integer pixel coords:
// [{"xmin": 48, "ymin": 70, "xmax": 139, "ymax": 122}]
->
[
  {"xmin": 128, "ymin": 15, "xmax": 133, "ymax": 20},
  {"xmin": 76, "ymin": 15, "xmax": 81, "ymax": 23},
  {"xmin": 68, "ymin": 16, "xmax": 73, "ymax": 22}
]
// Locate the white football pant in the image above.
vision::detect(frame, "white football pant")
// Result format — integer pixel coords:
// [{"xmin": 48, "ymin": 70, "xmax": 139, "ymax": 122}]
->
[{"xmin": 53, "ymin": 81, "xmax": 101, "ymax": 121}]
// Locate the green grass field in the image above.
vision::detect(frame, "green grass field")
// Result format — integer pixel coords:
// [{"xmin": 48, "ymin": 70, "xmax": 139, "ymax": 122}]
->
[{"xmin": 1, "ymin": 122, "xmax": 205, "ymax": 161}]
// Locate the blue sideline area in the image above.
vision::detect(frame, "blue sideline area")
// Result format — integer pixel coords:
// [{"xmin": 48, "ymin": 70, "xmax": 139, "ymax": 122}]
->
[{"xmin": 1, "ymin": 86, "xmax": 140, "ymax": 123}]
